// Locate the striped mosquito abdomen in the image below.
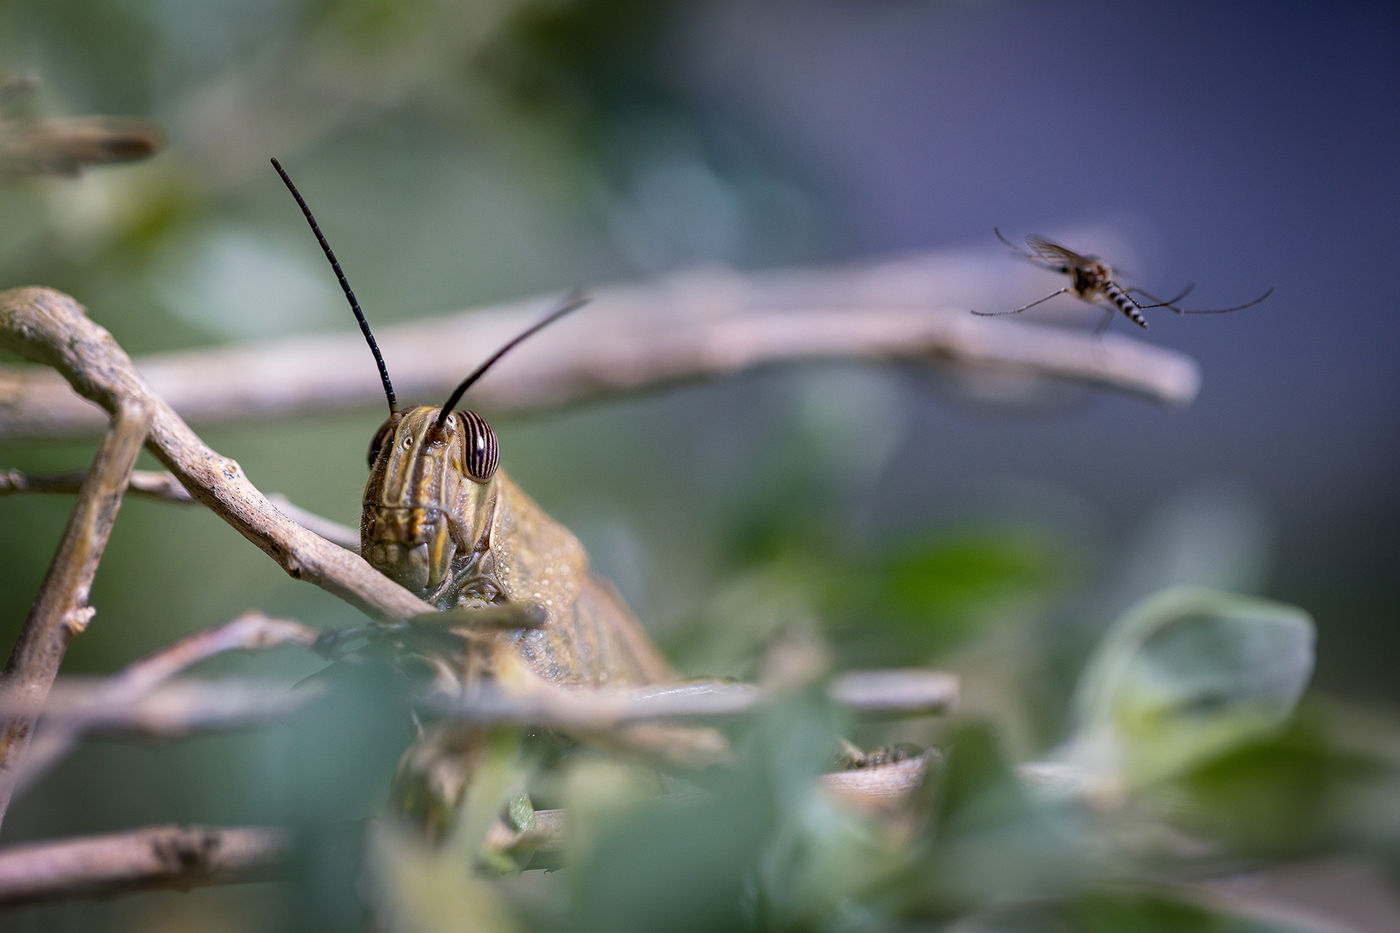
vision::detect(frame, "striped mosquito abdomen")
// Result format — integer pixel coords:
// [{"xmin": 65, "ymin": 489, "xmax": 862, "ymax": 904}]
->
[{"xmin": 1101, "ymin": 280, "xmax": 1149, "ymax": 329}]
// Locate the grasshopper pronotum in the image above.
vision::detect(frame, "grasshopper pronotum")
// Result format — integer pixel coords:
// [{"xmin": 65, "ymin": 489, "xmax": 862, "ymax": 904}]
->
[{"xmin": 272, "ymin": 158, "xmax": 671, "ymax": 689}]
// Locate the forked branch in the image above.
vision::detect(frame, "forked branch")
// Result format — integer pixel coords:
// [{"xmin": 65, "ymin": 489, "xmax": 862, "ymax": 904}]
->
[
  {"xmin": 2, "ymin": 612, "xmax": 320, "ymax": 797},
  {"xmin": 0, "ymin": 467, "xmax": 360, "ymax": 551},
  {"xmin": 0, "ymin": 287, "xmax": 432, "ymax": 621},
  {"xmin": 0, "ymin": 400, "xmax": 151, "ymax": 827}
]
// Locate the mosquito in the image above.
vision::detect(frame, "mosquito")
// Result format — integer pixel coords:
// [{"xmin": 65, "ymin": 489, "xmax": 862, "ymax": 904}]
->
[{"xmin": 972, "ymin": 229, "xmax": 1272, "ymax": 331}]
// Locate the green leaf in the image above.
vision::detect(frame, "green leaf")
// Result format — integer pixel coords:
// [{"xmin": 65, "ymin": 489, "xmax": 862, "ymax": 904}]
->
[
  {"xmin": 904, "ymin": 722, "xmax": 1095, "ymax": 917},
  {"xmin": 1062, "ymin": 587, "xmax": 1315, "ymax": 787},
  {"xmin": 962, "ymin": 885, "xmax": 1345, "ymax": 933}
]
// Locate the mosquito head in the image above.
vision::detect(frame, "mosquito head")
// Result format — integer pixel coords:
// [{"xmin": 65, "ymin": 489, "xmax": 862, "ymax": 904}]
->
[{"xmin": 271, "ymin": 157, "xmax": 398, "ymax": 416}]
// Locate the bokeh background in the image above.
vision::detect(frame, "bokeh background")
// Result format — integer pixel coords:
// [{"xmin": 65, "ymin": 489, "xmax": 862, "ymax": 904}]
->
[{"xmin": 1, "ymin": 0, "xmax": 1397, "ymax": 929}]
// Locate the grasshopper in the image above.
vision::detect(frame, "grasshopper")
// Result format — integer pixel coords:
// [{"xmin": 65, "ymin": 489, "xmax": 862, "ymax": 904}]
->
[{"xmin": 272, "ymin": 159, "xmax": 671, "ymax": 690}]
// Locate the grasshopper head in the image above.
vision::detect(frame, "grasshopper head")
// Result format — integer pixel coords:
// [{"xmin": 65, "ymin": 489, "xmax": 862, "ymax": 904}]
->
[{"xmin": 361, "ymin": 406, "xmax": 499, "ymax": 598}]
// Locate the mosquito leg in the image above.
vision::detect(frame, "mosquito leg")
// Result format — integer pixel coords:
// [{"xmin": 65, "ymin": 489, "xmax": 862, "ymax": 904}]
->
[
  {"xmin": 1127, "ymin": 284, "xmax": 1272, "ymax": 315},
  {"xmin": 971, "ymin": 287, "xmax": 1072, "ymax": 317},
  {"xmin": 1175, "ymin": 286, "xmax": 1275, "ymax": 315},
  {"xmin": 1094, "ymin": 307, "xmax": 1116, "ymax": 336}
]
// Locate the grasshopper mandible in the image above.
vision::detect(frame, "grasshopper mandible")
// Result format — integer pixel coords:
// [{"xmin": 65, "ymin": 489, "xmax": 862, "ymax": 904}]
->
[{"xmin": 272, "ymin": 158, "xmax": 671, "ymax": 689}]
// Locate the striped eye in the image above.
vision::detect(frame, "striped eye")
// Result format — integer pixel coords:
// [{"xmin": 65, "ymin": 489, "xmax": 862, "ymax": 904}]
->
[{"xmin": 456, "ymin": 410, "xmax": 499, "ymax": 482}]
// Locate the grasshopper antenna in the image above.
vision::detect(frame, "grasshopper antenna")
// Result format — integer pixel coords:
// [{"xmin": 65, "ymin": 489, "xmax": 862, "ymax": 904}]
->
[
  {"xmin": 433, "ymin": 289, "xmax": 590, "ymax": 434},
  {"xmin": 271, "ymin": 157, "xmax": 398, "ymax": 415}
]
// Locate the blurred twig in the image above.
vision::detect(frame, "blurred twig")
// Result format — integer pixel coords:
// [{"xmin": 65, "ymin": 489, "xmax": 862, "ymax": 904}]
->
[
  {"xmin": 0, "ymin": 824, "xmax": 288, "ymax": 906},
  {"xmin": 0, "ymin": 467, "xmax": 361, "ymax": 551},
  {"xmin": 0, "ymin": 257, "xmax": 1201, "ymax": 442},
  {"xmin": 0, "ymin": 287, "xmax": 432, "ymax": 621},
  {"xmin": 0, "ymin": 400, "xmax": 151, "ymax": 831},
  {"xmin": 0, "ymin": 755, "xmax": 937, "ymax": 905},
  {"xmin": 0, "ymin": 73, "xmax": 163, "ymax": 179},
  {"xmin": 0, "ymin": 749, "xmax": 1105, "ymax": 905},
  {"xmin": 3, "ymin": 612, "xmax": 319, "ymax": 797},
  {"xmin": 12, "ymin": 668, "xmax": 956, "ymax": 745},
  {"xmin": 428, "ymin": 668, "xmax": 958, "ymax": 729}
]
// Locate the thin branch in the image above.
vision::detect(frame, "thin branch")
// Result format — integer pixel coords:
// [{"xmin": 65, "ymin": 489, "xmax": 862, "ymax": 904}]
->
[
  {"xmin": 0, "ymin": 400, "xmax": 152, "ymax": 829},
  {"xmin": 0, "ymin": 755, "xmax": 936, "ymax": 905},
  {"xmin": 827, "ymin": 668, "xmax": 960, "ymax": 717},
  {"xmin": 431, "ymin": 668, "xmax": 958, "ymax": 730},
  {"xmin": 0, "ymin": 467, "xmax": 361, "ymax": 551},
  {"xmin": 0, "ymin": 824, "xmax": 288, "ymax": 906},
  {"xmin": 14, "ymin": 668, "xmax": 956, "ymax": 738},
  {"xmin": 0, "ymin": 254, "xmax": 1201, "ymax": 442},
  {"xmin": 0, "ymin": 467, "xmax": 191, "ymax": 500},
  {"xmin": 0, "ymin": 287, "xmax": 432, "ymax": 621},
  {"xmin": 20, "ymin": 678, "xmax": 310, "ymax": 736},
  {"xmin": 0, "ymin": 73, "xmax": 163, "ymax": 180},
  {"xmin": 0, "ymin": 116, "xmax": 163, "ymax": 179},
  {"xmin": 5, "ymin": 613, "xmax": 319, "ymax": 795},
  {"xmin": 0, "ymin": 754, "xmax": 1110, "ymax": 905}
]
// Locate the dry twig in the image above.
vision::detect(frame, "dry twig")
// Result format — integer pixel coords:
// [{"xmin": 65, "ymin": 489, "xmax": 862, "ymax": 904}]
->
[
  {"xmin": 0, "ymin": 751, "xmax": 1114, "ymax": 904},
  {"xmin": 0, "ymin": 401, "xmax": 152, "ymax": 828},
  {"xmin": 3, "ymin": 612, "xmax": 319, "ymax": 796},
  {"xmin": 14, "ymin": 668, "xmax": 956, "ymax": 738},
  {"xmin": 0, "ymin": 73, "xmax": 163, "ymax": 180},
  {"xmin": 0, "ymin": 754, "xmax": 935, "ymax": 905},
  {"xmin": 0, "ymin": 287, "xmax": 432, "ymax": 620},
  {"xmin": 429, "ymin": 668, "xmax": 958, "ymax": 730},
  {"xmin": 0, "ymin": 467, "xmax": 360, "ymax": 551},
  {"xmin": 0, "ymin": 255, "xmax": 1201, "ymax": 442},
  {"xmin": 0, "ymin": 823, "xmax": 287, "ymax": 906}
]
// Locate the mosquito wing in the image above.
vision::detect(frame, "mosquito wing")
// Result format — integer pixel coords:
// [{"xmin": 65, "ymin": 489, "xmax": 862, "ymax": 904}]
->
[{"xmin": 1023, "ymin": 235, "xmax": 1095, "ymax": 270}]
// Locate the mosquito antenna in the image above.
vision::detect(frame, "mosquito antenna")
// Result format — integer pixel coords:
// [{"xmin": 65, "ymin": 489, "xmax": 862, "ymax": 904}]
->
[
  {"xmin": 271, "ymin": 157, "xmax": 397, "ymax": 414},
  {"xmin": 433, "ymin": 290, "xmax": 590, "ymax": 434}
]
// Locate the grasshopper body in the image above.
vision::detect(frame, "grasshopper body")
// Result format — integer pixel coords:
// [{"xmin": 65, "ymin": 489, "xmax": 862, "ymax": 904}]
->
[
  {"xmin": 362, "ymin": 405, "xmax": 671, "ymax": 685},
  {"xmin": 272, "ymin": 158, "xmax": 670, "ymax": 690}
]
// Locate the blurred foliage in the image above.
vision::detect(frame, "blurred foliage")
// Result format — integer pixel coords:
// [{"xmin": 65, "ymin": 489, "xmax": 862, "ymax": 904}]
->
[
  {"xmin": 230, "ymin": 585, "xmax": 1396, "ymax": 933},
  {"xmin": 1061, "ymin": 588, "xmax": 1315, "ymax": 787}
]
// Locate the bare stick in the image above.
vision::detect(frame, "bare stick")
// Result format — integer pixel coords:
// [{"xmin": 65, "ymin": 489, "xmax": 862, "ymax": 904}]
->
[
  {"xmin": 0, "ymin": 824, "xmax": 288, "ymax": 906},
  {"xmin": 0, "ymin": 256, "xmax": 1202, "ymax": 443},
  {"xmin": 0, "ymin": 287, "xmax": 433, "ymax": 621},
  {"xmin": 0, "ymin": 753, "xmax": 1105, "ymax": 904},
  {"xmin": 15, "ymin": 668, "xmax": 956, "ymax": 738},
  {"xmin": 0, "ymin": 467, "xmax": 361, "ymax": 551},
  {"xmin": 5, "ymin": 612, "xmax": 319, "ymax": 795},
  {"xmin": 0, "ymin": 116, "xmax": 163, "ymax": 179},
  {"xmin": 0, "ymin": 400, "xmax": 152, "ymax": 829},
  {"xmin": 0, "ymin": 74, "xmax": 163, "ymax": 180},
  {"xmin": 0, "ymin": 755, "xmax": 924, "ymax": 904},
  {"xmin": 16, "ymin": 678, "xmax": 311, "ymax": 738},
  {"xmin": 0, "ymin": 756, "xmax": 933, "ymax": 904}
]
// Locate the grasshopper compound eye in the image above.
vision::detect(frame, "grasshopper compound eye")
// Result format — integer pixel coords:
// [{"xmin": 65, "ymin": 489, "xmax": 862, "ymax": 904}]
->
[{"xmin": 453, "ymin": 410, "xmax": 499, "ymax": 483}]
